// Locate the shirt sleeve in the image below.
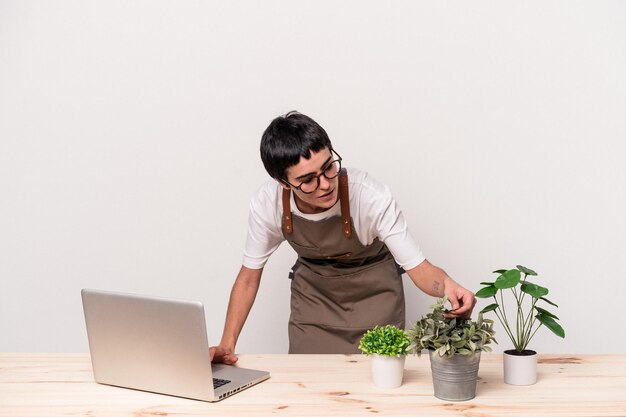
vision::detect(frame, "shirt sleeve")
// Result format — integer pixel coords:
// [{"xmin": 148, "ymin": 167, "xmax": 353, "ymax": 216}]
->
[
  {"xmin": 242, "ymin": 183, "xmax": 285, "ymax": 269},
  {"xmin": 359, "ymin": 174, "xmax": 426, "ymax": 271}
]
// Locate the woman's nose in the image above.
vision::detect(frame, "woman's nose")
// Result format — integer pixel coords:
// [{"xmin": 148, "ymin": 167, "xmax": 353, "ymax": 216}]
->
[{"xmin": 318, "ymin": 174, "xmax": 331, "ymax": 190}]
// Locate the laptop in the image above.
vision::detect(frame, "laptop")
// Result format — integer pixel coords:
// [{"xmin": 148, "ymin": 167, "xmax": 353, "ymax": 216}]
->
[{"xmin": 81, "ymin": 289, "xmax": 270, "ymax": 402}]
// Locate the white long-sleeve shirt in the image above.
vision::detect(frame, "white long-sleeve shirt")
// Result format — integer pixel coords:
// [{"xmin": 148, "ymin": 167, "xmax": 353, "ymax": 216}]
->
[{"xmin": 242, "ymin": 167, "xmax": 426, "ymax": 270}]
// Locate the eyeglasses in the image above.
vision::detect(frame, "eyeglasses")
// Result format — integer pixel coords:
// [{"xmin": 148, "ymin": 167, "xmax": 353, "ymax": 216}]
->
[{"xmin": 283, "ymin": 149, "xmax": 342, "ymax": 194}]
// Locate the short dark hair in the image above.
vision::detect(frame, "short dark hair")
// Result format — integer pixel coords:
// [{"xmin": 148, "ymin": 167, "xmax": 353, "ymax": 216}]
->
[{"xmin": 260, "ymin": 111, "xmax": 333, "ymax": 181}]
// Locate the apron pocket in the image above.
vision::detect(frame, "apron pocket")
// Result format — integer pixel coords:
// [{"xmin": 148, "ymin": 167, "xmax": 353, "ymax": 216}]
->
[{"xmin": 290, "ymin": 257, "xmax": 405, "ymax": 329}]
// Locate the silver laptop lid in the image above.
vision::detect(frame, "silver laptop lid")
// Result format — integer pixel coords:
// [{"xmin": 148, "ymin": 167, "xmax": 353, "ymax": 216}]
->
[{"xmin": 81, "ymin": 289, "xmax": 215, "ymax": 401}]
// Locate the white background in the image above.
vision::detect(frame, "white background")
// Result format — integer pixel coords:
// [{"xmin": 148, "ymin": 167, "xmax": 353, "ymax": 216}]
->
[{"xmin": 1, "ymin": 1, "xmax": 625, "ymax": 354}]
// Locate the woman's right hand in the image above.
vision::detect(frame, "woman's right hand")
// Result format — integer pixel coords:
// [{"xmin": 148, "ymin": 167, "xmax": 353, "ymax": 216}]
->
[{"xmin": 209, "ymin": 345, "xmax": 238, "ymax": 365}]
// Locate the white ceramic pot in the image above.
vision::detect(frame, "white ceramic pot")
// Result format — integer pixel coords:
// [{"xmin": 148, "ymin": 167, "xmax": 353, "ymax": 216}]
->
[
  {"xmin": 370, "ymin": 354, "xmax": 406, "ymax": 388},
  {"xmin": 503, "ymin": 349, "xmax": 537, "ymax": 385}
]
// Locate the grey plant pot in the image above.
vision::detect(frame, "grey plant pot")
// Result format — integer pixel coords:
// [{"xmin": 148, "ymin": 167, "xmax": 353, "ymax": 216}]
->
[{"xmin": 428, "ymin": 350, "xmax": 481, "ymax": 401}]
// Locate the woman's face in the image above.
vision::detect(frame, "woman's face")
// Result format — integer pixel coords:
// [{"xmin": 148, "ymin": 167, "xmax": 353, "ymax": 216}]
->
[{"xmin": 282, "ymin": 147, "xmax": 339, "ymax": 214}]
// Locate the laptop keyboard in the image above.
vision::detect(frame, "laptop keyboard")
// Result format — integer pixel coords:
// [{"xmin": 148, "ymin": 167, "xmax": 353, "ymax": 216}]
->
[{"xmin": 213, "ymin": 378, "xmax": 231, "ymax": 389}]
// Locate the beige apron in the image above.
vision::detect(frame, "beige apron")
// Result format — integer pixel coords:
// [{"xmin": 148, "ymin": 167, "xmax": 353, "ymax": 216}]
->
[{"xmin": 282, "ymin": 169, "xmax": 406, "ymax": 354}]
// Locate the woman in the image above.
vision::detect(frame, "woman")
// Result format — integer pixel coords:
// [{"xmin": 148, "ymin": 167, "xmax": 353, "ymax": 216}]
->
[{"xmin": 211, "ymin": 111, "xmax": 476, "ymax": 363}]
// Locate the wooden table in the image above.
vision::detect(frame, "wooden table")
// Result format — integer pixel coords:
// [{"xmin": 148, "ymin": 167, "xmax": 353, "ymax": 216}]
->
[{"xmin": 1, "ymin": 353, "xmax": 625, "ymax": 416}]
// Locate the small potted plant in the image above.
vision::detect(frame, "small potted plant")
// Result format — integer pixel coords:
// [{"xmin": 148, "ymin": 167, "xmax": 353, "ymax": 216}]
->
[
  {"xmin": 475, "ymin": 265, "xmax": 565, "ymax": 385},
  {"xmin": 409, "ymin": 297, "xmax": 497, "ymax": 401},
  {"xmin": 358, "ymin": 324, "xmax": 411, "ymax": 388}
]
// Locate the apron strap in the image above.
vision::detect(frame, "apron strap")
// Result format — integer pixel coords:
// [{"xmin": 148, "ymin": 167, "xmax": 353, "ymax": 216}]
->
[
  {"xmin": 281, "ymin": 168, "xmax": 352, "ymax": 239},
  {"xmin": 282, "ymin": 187, "xmax": 293, "ymax": 235},
  {"xmin": 338, "ymin": 168, "xmax": 352, "ymax": 238}
]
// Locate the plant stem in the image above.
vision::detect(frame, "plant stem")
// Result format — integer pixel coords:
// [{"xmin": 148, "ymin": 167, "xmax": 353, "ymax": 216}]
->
[
  {"xmin": 525, "ymin": 322, "xmax": 543, "ymax": 348},
  {"xmin": 513, "ymin": 287, "xmax": 524, "ymax": 350},
  {"xmin": 497, "ymin": 288, "xmax": 517, "ymax": 348},
  {"xmin": 516, "ymin": 273, "xmax": 530, "ymax": 349},
  {"xmin": 520, "ymin": 297, "xmax": 539, "ymax": 349},
  {"xmin": 522, "ymin": 298, "xmax": 540, "ymax": 348},
  {"xmin": 493, "ymin": 303, "xmax": 518, "ymax": 350},
  {"xmin": 499, "ymin": 289, "xmax": 509, "ymax": 327},
  {"xmin": 519, "ymin": 273, "xmax": 528, "ymax": 306}
]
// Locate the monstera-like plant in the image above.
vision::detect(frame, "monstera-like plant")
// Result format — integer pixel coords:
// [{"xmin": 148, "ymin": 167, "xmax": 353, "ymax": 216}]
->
[{"xmin": 475, "ymin": 265, "xmax": 565, "ymax": 385}]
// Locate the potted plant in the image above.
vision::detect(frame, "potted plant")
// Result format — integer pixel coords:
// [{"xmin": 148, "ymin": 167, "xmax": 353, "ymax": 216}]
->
[
  {"xmin": 475, "ymin": 265, "xmax": 565, "ymax": 385},
  {"xmin": 409, "ymin": 297, "xmax": 496, "ymax": 401},
  {"xmin": 358, "ymin": 324, "xmax": 411, "ymax": 388}
]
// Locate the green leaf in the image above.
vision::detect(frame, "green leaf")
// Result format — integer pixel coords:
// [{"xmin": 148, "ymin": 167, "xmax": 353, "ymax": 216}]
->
[
  {"xmin": 480, "ymin": 303, "xmax": 499, "ymax": 314},
  {"xmin": 535, "ymin": 306, "xmax": 559, "ymax": 320},
  {"xmin": 536, "ymin": 313, "xmax": 565, "ymax": 338},
  {"xmin": 409, "ymin": 297, "xmax": 497, "ymax": 357},
  {"xmin": 540, "ymin": 297, "xmax": 559, "ymax": 308},
  {"xmin": 358, "ymin": 325, "xmax": 411, "ymax": 356},
  {"xmin": 494, "ymin": 269, "xmax": 521, "ymax": 289},
  {"xmin": 521, "ymin": 282, "xmax": 549, "ymax": 298},
  {"xmin": 475, "ymin": 285, "xmax": 498, "ymax": 298},
  {"xmin": 493, "ymin": 269, "xmax": 508, "ymax": 274},
  {"xmin": 517, "ymin": 265, "xmax": 538, "ymax": 276},
  {"xmin": 480, "ymin": 281, "xmax": 494, "ymax": 285}
]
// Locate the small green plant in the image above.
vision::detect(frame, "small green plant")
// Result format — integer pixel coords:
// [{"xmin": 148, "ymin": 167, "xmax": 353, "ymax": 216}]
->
[
  {"xmin": 409, "ymin": 297, "xmax": 497, "ymax": 357},
  {"xmin": 358, "ymin": 325, "xmax": 411, "ymax": 357},
  {"xmin": 475, "ymin": 265, "xmax": 565, "ymax": 352}
]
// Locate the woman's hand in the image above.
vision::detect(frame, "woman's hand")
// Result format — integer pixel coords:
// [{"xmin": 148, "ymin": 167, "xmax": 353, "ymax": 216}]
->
[
  {"xmin": 443, "ymin": 277, "xmax": 477, "ymax": 319},
  {"xmin": 406, "ymin": 259, "xmax": 477, "ymax": 319},
  {"xmin": 209, "ymin": 345, "xmax": 238, "ymax": 365}
]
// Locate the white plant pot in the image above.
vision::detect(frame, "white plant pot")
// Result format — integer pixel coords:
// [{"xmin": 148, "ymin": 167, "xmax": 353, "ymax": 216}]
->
[
  {"xmin": 370, "ymin": 354, "xmax": 406, "ymax": 388},
  {"xmin": 503, "ymin": 349, "xmax": 537, "ymax": 385}
]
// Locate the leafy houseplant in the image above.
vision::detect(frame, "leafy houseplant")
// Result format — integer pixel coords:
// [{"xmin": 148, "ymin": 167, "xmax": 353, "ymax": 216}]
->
[
  {"xmin": 475, "ymin": 265, "xmax": 565, "ymax": 385},
  {"xmin": 410, "ymin": 297, "xmax": 497, "ymax": 357},
  {"xmin": 409, "ymin": 297, "xmax": 496, "ymax": 401},
  {"xmin": 358, "ymin": 325, "xmax": 411, "ymax": 357},
  {"xmin": 358, "ymin": 325, "xmax": 410, "ymax": 388}
]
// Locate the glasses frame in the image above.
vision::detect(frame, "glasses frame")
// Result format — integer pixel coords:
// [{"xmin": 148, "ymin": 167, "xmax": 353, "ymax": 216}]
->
[{"xmin": 282, "ymin": 149, "xmax": 343, "ymax": 194}]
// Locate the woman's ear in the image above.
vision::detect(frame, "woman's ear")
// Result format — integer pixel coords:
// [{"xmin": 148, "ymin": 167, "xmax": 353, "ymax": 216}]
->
[{"xmin": 276, "ymin": 178, "xmax": 290, "ymax": 190}]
